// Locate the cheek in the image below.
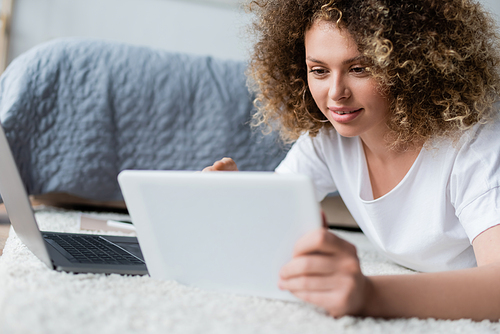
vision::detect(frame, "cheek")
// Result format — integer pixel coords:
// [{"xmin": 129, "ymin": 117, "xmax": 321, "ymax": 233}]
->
[
  {"xmin": 361, "ymin": 81, "xmax": 390, "ymax": 112},
  {"xmin": 376, "ymin": 96, "xmax": 390, "ymax": 114},
  {"xmin": 307, "ymin": 80, "xmax": 327, "ymax": 106},
  {"xmin": 369, "ymin": 90, "xmax": 390, "ymax": 113}
]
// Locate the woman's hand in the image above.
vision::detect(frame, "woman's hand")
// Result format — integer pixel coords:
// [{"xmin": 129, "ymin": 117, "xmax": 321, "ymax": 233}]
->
[
  {"xmin": 278, "ymin": 228, "xmax": 372, "ymax": 317},
  {"xmin": 202, "ymin": 157, "xmax": 239, "ymax": 172}
]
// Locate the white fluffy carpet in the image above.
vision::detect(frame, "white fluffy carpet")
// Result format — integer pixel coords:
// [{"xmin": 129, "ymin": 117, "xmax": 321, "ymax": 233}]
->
[{"xmin": 0, "ymin": 208, "xmax": 498, "ymax": 334}]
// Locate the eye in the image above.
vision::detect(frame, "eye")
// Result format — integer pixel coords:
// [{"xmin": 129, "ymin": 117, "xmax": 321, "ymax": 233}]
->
[
  {"xmin": 350, "ymin": 66, "xmax": 370, "ymax": 75},
  {"xmin": 309, "ymin": 68, "xmax": 328, "ymax": 76}
]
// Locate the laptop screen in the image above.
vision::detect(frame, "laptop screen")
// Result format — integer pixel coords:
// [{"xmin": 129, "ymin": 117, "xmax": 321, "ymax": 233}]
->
[{"xmin": 0, "ymin": 122, "xmax": 52, "ymax": 268}]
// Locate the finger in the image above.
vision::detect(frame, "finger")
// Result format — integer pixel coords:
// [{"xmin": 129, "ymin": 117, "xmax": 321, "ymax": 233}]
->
[
  {"xmin": 291, "ymin": 285, "xmax": 364, "ymax": 318},
  {"xmin": 291, "ymin": 290, "xmax": 349, "ymax": 317},
  {"xmin": 214, "ymin": 157, "xmax": 238, "ymax": 171},
  {"xmin": 279, "ymin": 254, "xmax": 336, "ymax": 279},
  {"xmin": 279, "ymin": 274, "xmax": 338, "ymax": 292},
  {"xmin": 201, "ymin": 166, "xmax": 216, "ymax": 172},
  {"xmin": 202, "ymin": 158, "xmax": 238, "ymax": 172},
  {"xmin": 212, "ymin": 161, "xmax": 230, "ymax": 170},
  {"xmin": 293, "ymin": 228, "xmax": 349, "ymax": 257}
]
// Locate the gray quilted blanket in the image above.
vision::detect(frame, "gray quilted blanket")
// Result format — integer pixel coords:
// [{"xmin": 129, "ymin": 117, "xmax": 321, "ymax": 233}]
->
[{"xmin": 0, "ymin": 38, "xmax": 288, "ymax": 201}]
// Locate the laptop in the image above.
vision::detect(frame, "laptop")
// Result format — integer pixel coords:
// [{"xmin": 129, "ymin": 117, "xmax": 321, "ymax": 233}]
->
[
  {"xmin": 0, "ymin": 122, "xmax": 148, "ymax": 275},
  {"xmin": 118, "ymin": 170, "xmax": 322, "ymax": 301}
]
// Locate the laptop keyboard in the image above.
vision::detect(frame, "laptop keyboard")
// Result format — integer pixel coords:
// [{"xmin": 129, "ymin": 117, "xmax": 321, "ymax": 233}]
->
[{"xmin": 43, "ymin": 233, "xmax": 145, "ymax": 265}]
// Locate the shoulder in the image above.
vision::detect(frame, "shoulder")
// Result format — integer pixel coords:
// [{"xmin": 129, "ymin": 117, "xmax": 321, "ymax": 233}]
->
[
  {"xmin": 457, "ymin": 106, "xmax": 500, "ymax": 159},
  {"xmin": 444, "ymin": 107, "xmax": 500, "ymax": 205},
  {"xmin": 428, "ymin": 104, "xmax": 500, "ymax": 158},
  {"xmin": 276, "ymin": 127, "xmax": 362, "ymax": 176},
  {"xmin": 279, "ymin": 128, "xmax": 359, "ymax": 168},
  {"xmin": 276, "ymin": 127, "xmax": 360, "ymax": 171},
  {"xmin": 447, "ymin": 107, "xmax": 500, "ymax": 243}
]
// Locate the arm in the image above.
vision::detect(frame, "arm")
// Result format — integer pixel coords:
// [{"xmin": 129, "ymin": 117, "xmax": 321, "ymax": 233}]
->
[{"xmin": 279, "ymin": 225, "xmax": 500, "ymax": 321}]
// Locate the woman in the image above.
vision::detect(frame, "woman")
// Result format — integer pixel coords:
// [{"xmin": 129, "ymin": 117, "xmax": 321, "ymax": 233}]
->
[{"xmin": 204, "ymin": 0, "xmax": 500, "ymax": 320}]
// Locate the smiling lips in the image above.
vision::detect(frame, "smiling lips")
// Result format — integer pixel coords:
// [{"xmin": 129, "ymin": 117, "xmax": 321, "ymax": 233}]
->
[
  {"xmin": 327, "ymin": 107, "xmax": 363, "ymax": 124},
  {"xmin": 329, "ymin": 107, "xmax": 362, "ymax": 115}
]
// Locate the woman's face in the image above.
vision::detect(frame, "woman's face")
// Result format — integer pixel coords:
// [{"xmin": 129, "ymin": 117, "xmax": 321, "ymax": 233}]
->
[{"xmin": 305, "ymin": 20, "xmax": 390, "ymax": 142}]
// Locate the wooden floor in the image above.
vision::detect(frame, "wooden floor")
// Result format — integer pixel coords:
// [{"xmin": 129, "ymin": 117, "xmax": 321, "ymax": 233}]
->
[{"xmin": 0, "ymin": 196, "xmax": 357, "ymax": 256}]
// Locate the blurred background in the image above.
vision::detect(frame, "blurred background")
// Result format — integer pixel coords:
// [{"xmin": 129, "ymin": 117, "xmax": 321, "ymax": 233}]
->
[
  {"xmin": 1, "ymin": 0, "xmax": 500, "ymax": 74},
  {"xmin": 0, "ymin": 0, "xmax": 251, "ymax": 75}
]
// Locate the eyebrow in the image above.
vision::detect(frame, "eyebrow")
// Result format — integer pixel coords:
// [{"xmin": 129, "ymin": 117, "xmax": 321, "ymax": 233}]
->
[
  {"xmin": 306, "ymin": 55, "xmax": 367, "ymax": 65},
  {"xmin": 342, "ymin": 55, "xmax": 367, "ymax": 65}
]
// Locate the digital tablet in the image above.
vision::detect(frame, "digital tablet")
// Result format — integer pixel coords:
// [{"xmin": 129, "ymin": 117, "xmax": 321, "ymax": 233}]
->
[{"xmin": 118, "ymin": 170, "xmax": 322, "ymax": 301}]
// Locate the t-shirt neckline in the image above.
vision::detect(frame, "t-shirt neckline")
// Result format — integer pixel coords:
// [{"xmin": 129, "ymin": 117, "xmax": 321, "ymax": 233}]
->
[{"xmin": 357, "ymin": 137, "xmax": 425, "ymax": 203}]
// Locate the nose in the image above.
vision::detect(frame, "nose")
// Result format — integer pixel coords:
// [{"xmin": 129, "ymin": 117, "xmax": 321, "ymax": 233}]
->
[{"xmin": 328, "ymin": 73, "xmax": 350, "ymax": 101}]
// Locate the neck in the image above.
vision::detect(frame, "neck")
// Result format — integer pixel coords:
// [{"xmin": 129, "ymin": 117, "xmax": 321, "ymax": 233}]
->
[
  {"xmin": 360, "ymin": 130, "xmax": 423, "ymax": 163},
  {"xmin": 359, "ymin": 126, "xmax": 394, "ymax": 161},
  {"xmin": 360, "ymin": 132, "xmax": 424, "ymax": 200}
]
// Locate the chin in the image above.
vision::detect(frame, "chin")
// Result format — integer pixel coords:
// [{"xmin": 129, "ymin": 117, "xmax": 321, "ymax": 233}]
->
[{"xmin": 331, "ymin": 125, "xmax": 361, "ymax": 138}]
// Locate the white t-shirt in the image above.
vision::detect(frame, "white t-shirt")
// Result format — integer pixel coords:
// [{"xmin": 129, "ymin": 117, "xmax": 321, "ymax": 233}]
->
[{"xmin": 275, "ymin": 115, "xmax": 500, "ymax": 272}]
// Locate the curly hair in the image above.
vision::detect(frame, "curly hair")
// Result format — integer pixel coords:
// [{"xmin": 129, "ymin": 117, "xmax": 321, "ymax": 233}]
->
[{"xmin": 247, "ymin": 0, "xmax": 500, "ymax": 148}]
